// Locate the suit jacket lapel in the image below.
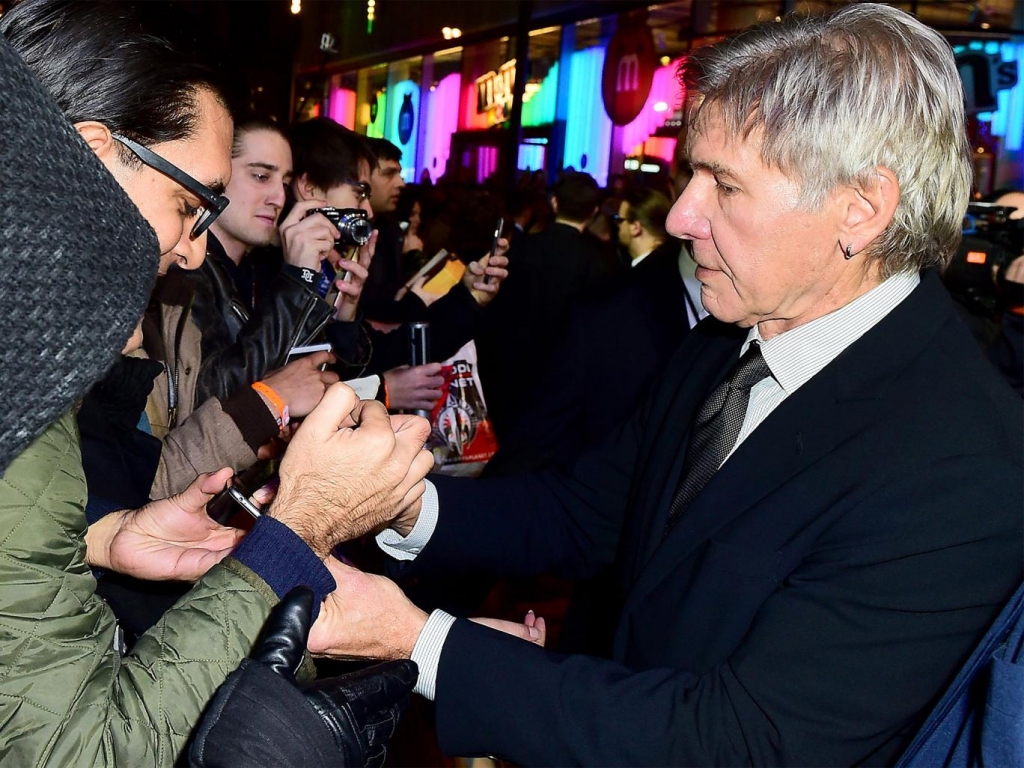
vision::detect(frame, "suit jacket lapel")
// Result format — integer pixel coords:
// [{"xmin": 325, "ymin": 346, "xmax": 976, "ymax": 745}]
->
[
  {"xmin": 619, "ymin": 324, "xmax": 743, "ymax": 585},
  {"xmin": 619, "ymin": 271, "xmax": 951, "ymax": 620}
]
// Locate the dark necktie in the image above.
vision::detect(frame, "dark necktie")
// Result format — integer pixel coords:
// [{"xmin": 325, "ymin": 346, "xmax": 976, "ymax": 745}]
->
[{"xmin": 664, "ymin": 342, "xmax": 772, "ymax": 535}]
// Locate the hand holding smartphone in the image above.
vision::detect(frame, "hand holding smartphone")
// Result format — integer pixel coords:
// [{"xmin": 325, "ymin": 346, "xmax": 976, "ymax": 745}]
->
[{"xmin": 486, "ymin": 217, "xmax": 504, "ymax": 285}]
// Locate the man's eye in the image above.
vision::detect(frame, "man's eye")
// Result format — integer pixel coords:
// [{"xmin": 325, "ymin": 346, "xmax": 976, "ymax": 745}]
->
[
  {"xmin": 182, "ymin": 202, "xmax": 202, "ymax": 218},
  {"xmin": 716, "ymin": 179, "xmax": 737, "ymax": 196},
  {"xmin": 253, "ymin": 173, "xmax": 269, "ymax": 182}
]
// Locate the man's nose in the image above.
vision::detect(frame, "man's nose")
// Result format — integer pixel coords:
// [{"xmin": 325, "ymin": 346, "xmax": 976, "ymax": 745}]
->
[
  {"xmin": 179, "ymin": 227, "xmax": 208, "ymax": 270},
  {"xmin": 666, "ymin": 182, "xmax": 711, "ymax": 241},
  {"xmin": 268, "ymin": 181, "xmax": 287, "ymax": 209}
]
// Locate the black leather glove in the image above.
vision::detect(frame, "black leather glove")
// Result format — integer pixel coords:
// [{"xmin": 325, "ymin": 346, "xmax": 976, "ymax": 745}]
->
[{"xmin": 189, "ymin": 587, "xmax": 418, "ymax": 768}]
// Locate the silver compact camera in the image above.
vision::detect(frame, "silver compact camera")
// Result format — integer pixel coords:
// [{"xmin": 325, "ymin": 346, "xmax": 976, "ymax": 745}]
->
[{"xmin": 307, "ymin": 206, "xmax": 373, "ymax": 248}]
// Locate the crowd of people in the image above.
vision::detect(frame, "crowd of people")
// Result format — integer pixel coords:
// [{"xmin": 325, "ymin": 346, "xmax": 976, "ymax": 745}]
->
[{"xmin": 0, "ymin": 0, "xmax": 1022, "ymax": 766}]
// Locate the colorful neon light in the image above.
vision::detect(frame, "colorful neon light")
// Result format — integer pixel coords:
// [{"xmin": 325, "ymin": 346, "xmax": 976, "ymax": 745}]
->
[
  {"xmin": 564, "ymin": 47, "xmax": 612, "ymax": 186},
  {"xmin": 385, "ymin": 80, "xmax": 419, "ymax": 182},
  {"xmin": 620, "ymin": 58, "xmax": 684, "ymax": 161},
  {"xmin": 461, "ymin": 79, "xmax": 492, "ymax": 131},
  {"xmin": 366, "ymin": 91, "xmax": 386, "ymax": 138},
  {"xmin": 990, "ymin": 41, "xmax": 1022, "ymax": 152},
  {"xmin": 955, "ymin": 40, "xmax": 1023, "ymax": 154},
  {"xmin": 517, "ymin": 143, "xmax": 545, "ymax": 171},
  {"xmin": 328, "ymin": 87, "xmax": 356, "ymax": 130},
  {"xmin": 477, "ymin": 145, "xmax": 498, "ymax": 185},
  {"xmin": 522, "ymin": 62, "xmax": 559, "ymax": 127},
  {"xmin": 421, "ymin": 73, "xmax": 461, "ymax": 183}
]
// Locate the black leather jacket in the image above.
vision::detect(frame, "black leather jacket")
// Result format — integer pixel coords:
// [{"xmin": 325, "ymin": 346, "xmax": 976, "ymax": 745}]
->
[{"xmin": 184, "ymin": 234, "xmax": 335, "ymax": 404}]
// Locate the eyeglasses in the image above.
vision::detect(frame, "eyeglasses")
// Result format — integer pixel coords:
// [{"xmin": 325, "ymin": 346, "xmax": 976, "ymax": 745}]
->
[
  {"xmin": 612, "ymin": 214, "xmax": 627, "ymax": 225},
  {"xmin": 342, "ymin": 179, "xmax": 372, "ymax": 203},
  {"xmin": 111, "ymin": 132, "xmax": 229, "ymax": 239}
]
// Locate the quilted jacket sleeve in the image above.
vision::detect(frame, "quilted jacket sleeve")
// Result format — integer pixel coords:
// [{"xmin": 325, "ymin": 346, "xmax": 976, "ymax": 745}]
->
[{"xmin": 0, "ymin": 412, "xmax": 275, "ymax": 767}]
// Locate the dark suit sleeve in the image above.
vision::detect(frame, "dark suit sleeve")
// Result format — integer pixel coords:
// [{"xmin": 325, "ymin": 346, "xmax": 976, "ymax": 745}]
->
[
  {"xmin": 482, "ymin": 305, "xmax": 591, "ymax": 476},
  {"xmin": 409, "ymin": 386, "xmax": 651, "ymax": 582},
  {"xmin": 430, "ymin": 452, "xmax": 1022, "ymax": 767}
]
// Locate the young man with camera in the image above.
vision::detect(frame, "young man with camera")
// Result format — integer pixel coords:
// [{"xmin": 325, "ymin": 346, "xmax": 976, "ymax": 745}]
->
[{"xmin": 168, "ymin": 116, "xmax": 377, "ymax": 413}]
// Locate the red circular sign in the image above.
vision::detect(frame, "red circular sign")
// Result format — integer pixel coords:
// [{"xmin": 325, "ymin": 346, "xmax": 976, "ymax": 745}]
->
[{"xmin": 602, "ymin": 22, "xmax": 657, "ymax": 126}]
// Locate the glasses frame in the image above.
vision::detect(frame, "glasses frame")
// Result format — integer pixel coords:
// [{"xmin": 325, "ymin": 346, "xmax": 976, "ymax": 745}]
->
[
  {"xmin": 111, "ymin": 132, "xmax": 229, "ymax": 238},
  {"xmin": 342, "ymin": 179, "xmax": 372, "ymax": 203}
]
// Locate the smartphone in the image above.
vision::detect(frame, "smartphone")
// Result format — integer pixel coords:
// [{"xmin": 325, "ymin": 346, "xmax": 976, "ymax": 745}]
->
[
  {"xmin": 286, "ymin": 341, "xmax": 332, "ymax": 368},
  {"xmin": 226, "ymin": 486, "xmax": 262, "ymax": 519},
  {"xmin": 486, "ymin": 217, "xmax": 504, "ymax": 285},
  {"xmin": 207, "ymin": 478, "xmax": 263, "ymax": 525}
]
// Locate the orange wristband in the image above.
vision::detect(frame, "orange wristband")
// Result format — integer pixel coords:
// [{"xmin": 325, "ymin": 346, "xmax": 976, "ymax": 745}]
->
[
  {"xmin": 252, "ymin": 381, "xmax": 289, "ymax": 429},
  {"xmin": 382, "ymin": 379, "xmax": 391, "ymax": 410}
]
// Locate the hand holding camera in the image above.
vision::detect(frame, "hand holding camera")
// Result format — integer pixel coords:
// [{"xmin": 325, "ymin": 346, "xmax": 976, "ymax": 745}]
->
[
  {"xmin": 278, "ymin": 199, "xmax": 346, "ymax": 271},
  {"xmin": 332, "ymin": 228, "xmax": 378, "ymax": 322}
]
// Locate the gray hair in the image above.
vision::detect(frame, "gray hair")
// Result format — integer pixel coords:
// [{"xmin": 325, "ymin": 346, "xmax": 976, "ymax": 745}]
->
[{"xmin": 681, "ymin": 3, "xmax": 971, "ymax": 277}]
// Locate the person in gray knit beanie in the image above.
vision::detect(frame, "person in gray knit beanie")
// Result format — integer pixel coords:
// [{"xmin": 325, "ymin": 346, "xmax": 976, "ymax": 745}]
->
[
  {"xmin": 0, "ymin": 36, "xmax": 158, "ymax": 474},
  {"xmin": 0, "ymin": 2, "xmax": 428, "ymax": 764}
]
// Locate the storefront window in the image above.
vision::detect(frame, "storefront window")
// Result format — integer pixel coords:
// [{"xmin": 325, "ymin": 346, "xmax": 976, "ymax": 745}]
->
[
  {"xmin": 420, "ymin": 47, "xmax": 463, "ymax": 184},
  {"xmin": 357, "ymin": 64, "xmax": 388, "ymax": 139},
  {"xmin": 328, "ymin": 71, "xmax": 357, "ymax": 130}
]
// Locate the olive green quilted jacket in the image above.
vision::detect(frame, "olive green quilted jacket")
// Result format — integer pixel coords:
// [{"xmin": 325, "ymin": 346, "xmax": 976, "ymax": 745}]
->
[{"xmin": 0, "ymin": 411, "xmax": 278, "ymax": 765}]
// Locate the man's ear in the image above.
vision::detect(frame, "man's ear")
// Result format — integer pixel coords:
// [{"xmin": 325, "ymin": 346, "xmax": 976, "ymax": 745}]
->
[
  {"xmin": 293, "ymin": 173, "xmax": 325, "ymax": 202},
  {"xmin": 837, "ymin": 165, "xmax": 900, "ymax": 257},
  {"xmin": 550, "ymin": 196, "xmax": 559, "ymax": 216},
  {"xmin": 73, "ymin": 121, "xmax": 117, "ymax": 161}
]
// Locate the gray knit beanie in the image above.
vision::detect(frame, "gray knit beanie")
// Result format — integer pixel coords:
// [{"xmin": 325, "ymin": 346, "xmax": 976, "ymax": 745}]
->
[{"xmin": 0, "ymin": 35, "xmax": 159, "ymax": 475}]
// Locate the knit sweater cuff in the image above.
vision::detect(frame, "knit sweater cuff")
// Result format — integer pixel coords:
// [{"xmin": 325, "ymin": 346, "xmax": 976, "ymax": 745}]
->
[
  {"xmin": 221, "ymin": 385, "xmax": 280, "ymax": 452},
  {"xmin": 232, "ymin": 516, "xmax": 336, "ymax": 619}
]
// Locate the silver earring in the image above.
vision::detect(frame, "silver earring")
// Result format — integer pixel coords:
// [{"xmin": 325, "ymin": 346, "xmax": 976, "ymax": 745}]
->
[{"xmin": 844, "ymin": 244, "xmax": 854, "ymax": 260}]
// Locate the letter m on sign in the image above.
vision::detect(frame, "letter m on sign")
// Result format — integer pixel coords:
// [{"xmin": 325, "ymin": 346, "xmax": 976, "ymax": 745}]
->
[{"xmin": 617, "ymin": 54, "xmax": 640, "ymax": 92}]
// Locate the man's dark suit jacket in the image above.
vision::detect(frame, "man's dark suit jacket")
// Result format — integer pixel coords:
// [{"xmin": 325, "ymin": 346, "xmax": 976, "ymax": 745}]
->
[
  {"xmin": 483, "ymin": 239, "xmax": 692, "ymax": 477},
  {"xmin": 476, "ymin": 221, "xmax": 623, "ymax": 439},
  {"xmin": 408, "ymin": 271, "xmax": 1023, "ymax": 766}
]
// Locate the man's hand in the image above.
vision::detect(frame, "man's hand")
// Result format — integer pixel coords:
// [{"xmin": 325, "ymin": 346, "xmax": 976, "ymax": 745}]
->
[
  {"xmin": 333, "ymin": 229, "xmax": 377, "ymax": 321},
  {"xmin": 309, "ymin": 557, "xmax": 428, "ymax": 660},
  {"xmin": 85, "ymin": 467, "xmax": 245, "ymax": 581},
  {"xmin": 261, "ymin": 353, "xmax": 340, "ymax": 419},
  {"xmin": 463, "ymin": 240, "xmax": 509, "ymax": 306},
  {"xmin": 279, "ymin": 199, "xmax": 340, "ymax": 271},
  {"xmin": 269, "ymin": 383, "xmax": 435, "ymax": 557},
  {"xmin": 383, "ymin": 363, "xmax": 444, "ymax": 412},
  {"xmin": 471, "ymin": 611, "xmax": 546, "ymax": 646}
]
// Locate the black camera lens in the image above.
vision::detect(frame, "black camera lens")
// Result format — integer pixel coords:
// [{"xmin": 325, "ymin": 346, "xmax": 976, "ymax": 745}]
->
[{"xmin": 305, "ymin": 207, "xmax": 373, "ymax": 248}]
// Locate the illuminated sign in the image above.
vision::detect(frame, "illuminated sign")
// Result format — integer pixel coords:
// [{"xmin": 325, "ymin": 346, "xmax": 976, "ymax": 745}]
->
[
  {"xmin": 601, "ymin": 19, "xmax": 656, "ymax": 126},
  {"xmin": 476, "ymin": 59, "xmax": 517, "ymax": 119},
  {"xmin": 957, "ymin": 50, "xmax": 1018, "ymax": 114}
]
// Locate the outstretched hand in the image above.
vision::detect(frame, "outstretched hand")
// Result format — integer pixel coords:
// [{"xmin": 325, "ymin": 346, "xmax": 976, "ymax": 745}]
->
[
  {"xmin": 471, "ymin": 611, "xmax": 547, "ymax": 647},
  {"xmin": 309, "ymin": 557, "xmax": 428, "ymax": 661},
  {"xmin": 86, "ymin": 467, "xmax": 245, "ymax": 581}
]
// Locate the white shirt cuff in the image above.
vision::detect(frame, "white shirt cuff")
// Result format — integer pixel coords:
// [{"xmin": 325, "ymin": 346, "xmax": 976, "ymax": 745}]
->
[
  {"xmin": 375, "ymin": 479, "xmax": 439, "ymax": 561},
  {"xmin": 410, "ymin": 609, "xmax": 456, "ymax": 700}
]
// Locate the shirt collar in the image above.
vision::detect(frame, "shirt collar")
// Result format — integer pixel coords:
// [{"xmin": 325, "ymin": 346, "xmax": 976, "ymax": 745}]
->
[
  {"xmin": 742, "ymin": 270, "xmax": 920, "ymax": 395},
  {"xmin": 631, "ymin": 249, "xmax": 653, "ymax": 267}
]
